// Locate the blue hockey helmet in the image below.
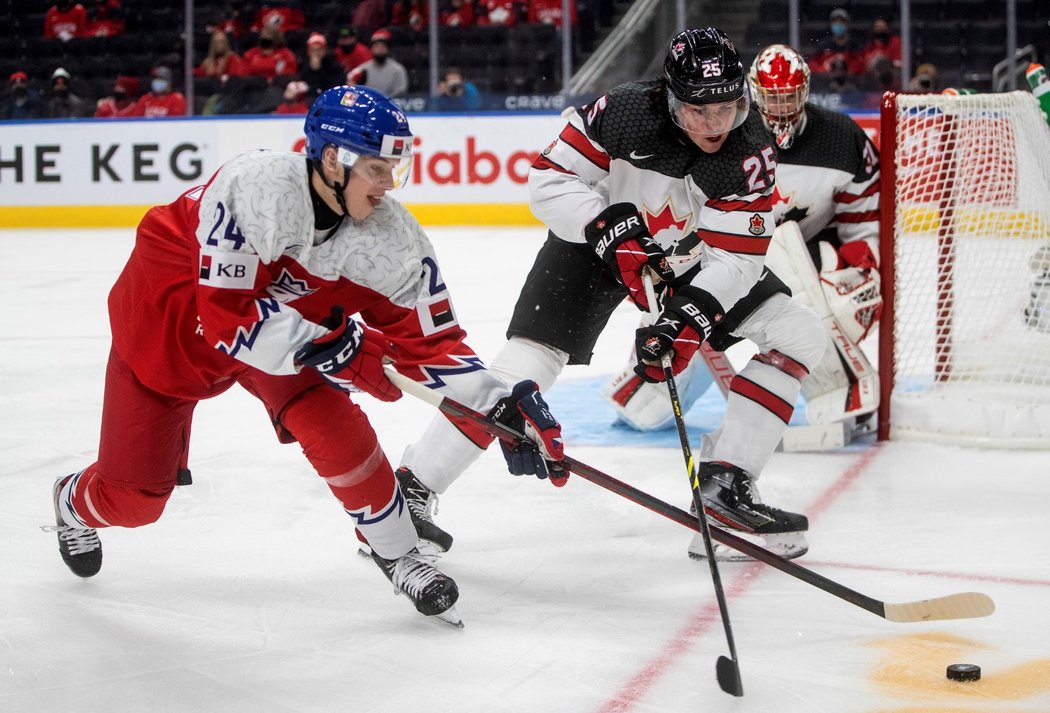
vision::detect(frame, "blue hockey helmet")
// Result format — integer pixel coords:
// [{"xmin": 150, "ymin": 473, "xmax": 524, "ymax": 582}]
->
[{"xmin": 304, "ymin": 85, "xmax": 413, "ymax": 187}]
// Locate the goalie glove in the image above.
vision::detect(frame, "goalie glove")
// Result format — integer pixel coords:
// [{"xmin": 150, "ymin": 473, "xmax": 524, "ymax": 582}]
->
[
  {"xmin": 488, "ymin": 380, "xmax": 567, "ymax": 485},
  {"xmin": 818, "ymin": 241, "xmax": 883, "ymax": 343},
  {"xmin": 634, "ymin": 286, "xmax": 724, "ymax": 383},
  {"xmin": 294, "ymin": 306, "xmax": 401, "ymax": 402},
  {"xmin": 584, "ymin": 202, "xmax": 674, "ymax": 311}
]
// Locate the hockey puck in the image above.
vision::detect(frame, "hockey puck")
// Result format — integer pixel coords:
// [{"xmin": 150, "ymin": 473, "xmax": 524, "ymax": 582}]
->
[{"xmin": 946, "ymin": 663, "xmax": 981, "ymax": 682}]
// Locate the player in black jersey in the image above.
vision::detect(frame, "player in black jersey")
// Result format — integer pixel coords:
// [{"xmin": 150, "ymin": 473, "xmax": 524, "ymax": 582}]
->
[
  {"xmin": 395, "ymin": 29, "xmax": 825, "ymax": 561},
  {"xmin": 607, "ymin": 44, "xmax": 882, "ymax": 465}
]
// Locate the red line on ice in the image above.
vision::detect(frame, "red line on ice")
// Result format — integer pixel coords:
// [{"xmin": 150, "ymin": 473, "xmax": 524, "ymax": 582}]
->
[{"xmin": 594, "ymin": 446, "xmax": 881, "ymax": 713}]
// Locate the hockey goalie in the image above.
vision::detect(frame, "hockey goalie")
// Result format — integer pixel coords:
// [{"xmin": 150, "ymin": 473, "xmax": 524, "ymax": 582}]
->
[{"xmin": 605, "ymin": 44, "xmax": 882, "ymax": 452}]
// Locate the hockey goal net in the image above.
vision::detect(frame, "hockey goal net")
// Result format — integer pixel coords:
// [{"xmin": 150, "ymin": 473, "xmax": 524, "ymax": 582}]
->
[{"xmin": 878, "ymin": 90, "xmax": 1050, "ymax": 448}]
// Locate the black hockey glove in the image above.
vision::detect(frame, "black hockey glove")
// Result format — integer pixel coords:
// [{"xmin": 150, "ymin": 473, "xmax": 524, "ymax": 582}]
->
[
  {"xmin": 634, "ymin": 286, "xmax": 725, "ymax": 383},
  {"xmin": 488, "ymin": 380, "xmax": 567, "ymax": 485},
  {"xmin": 584, "ymin": 202, "xmax": 674, "ymax": 311}
]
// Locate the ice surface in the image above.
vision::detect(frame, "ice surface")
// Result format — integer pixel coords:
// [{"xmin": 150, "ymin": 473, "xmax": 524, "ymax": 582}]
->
[{"xmin": 2, "ymin": 228, "xmax": 1048, "ymax": 712}]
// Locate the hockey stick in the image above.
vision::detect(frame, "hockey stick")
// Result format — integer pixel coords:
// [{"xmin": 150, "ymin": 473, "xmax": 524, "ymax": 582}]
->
[
  {"xmin": 383, "ymin": 367, "xmax": 996, "ymax": 625},
  {"xmin": 642, "ymin": 272, "xmax": 743, "ymax": 697}
]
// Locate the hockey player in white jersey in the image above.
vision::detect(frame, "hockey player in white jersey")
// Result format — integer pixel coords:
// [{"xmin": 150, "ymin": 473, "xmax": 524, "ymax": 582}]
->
[
  {"xmin": 44, "ymin": 85, "xmax": 564, "ymax": 627},
  {"xmin": 606, "ymin": 44, "xmax": 882, "ymax": 454},
  {"xmin": 392, "ymin": 29, "xmax": 825, "ymax": 561}
]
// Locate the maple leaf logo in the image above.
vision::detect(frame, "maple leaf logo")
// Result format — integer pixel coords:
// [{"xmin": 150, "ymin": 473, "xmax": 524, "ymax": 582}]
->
[
  {"xmin": 644, "ymin": 200, "xmax": 690, "ymax": 236},
  {"xmin": 749, "ymin": 213, "xmax": 766, "ymax": 235}
]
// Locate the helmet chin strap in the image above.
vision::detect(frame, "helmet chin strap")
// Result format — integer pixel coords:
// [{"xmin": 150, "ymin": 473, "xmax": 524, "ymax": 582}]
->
[{"xmin": 325, "ymin": 164, "xmax": 351, "ymax": 215}]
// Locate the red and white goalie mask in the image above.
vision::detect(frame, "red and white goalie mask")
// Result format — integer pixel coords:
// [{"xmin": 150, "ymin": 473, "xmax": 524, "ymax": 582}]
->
[{"xmin": 748, "ymin": 44, "xmax": 810, "ymax": 150}]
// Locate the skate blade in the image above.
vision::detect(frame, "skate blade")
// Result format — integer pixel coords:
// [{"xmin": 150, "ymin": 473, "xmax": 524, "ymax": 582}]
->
[
  {"xmin": 688, "ymin": 531, "xmax": 809, "ymax": 562},
  {"xmin": 434, "ymin": 604, "xmax": 464, "ymax": 629}
]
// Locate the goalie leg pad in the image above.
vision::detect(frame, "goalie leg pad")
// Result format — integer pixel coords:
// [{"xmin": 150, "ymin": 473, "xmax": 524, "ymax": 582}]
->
[{"xmin": 604, "ymin": 355, "xmax": 713, "ymax": 431}]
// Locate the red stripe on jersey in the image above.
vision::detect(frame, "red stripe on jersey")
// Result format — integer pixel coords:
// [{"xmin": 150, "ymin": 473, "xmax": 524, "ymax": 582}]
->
[
  {"xmin": 532, "ymin": 154, "xmax": 575, "ymax": 175},
  {"xmin": 707, "ymin": 194, "xmax": 775, "ymax": 213},
  {"xmin": 729, "ymin": 375, "xmax": 795, "ymax": 424},
  {"xmin": 559, "ymin": 124, "xmax": 610, "ymax": 171},
  {"xmin": 834, "ymin": 181, "xmax": 879, "ymax": 203},
  {"xmin": 698, "ymin": 229, "xmax": 770, "ymax": 255},
  {"xmin": 835, "ymin": 209, "xmax": 880, "ymax": 224}
]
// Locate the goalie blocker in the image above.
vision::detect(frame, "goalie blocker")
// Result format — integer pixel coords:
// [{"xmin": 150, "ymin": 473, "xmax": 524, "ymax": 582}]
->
[{"xmin": 604, "ymin": 221, "xmax": 881, "ymax": 451}]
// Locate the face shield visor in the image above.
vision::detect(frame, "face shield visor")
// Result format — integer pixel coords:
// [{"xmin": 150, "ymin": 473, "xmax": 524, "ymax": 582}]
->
[
  {"xmin": 667, "ymin": 86, "xmax": 750, "ymax": 139},
  {"xmin": 334, "ymin": 133, "xmax": 413, "ymax": 189}
]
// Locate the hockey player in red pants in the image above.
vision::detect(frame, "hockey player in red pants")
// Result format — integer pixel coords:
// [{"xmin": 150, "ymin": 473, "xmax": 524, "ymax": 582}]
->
[{"xmin": 46, "ymin": 85, "xmax": 564, "ymax": 627}]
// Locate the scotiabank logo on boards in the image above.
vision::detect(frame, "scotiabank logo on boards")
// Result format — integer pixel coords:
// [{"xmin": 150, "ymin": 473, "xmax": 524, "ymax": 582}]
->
[{"xmin": 291, "ymin": 135, "xmax": 538, "ymax": 186}]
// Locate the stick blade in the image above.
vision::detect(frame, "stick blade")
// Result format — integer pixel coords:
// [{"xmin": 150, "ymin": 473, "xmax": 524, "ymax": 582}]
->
[
  {"xmin": 716, "ymin": 656, "xmax": 744, "ymax": 697},
  {"xmin": 882, "ymin": 592, "xmax": 995, "ymax": 623}
]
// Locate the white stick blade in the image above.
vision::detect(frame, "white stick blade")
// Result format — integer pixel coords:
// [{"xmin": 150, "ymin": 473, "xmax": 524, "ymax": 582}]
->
[{"xmin": 883, "ymin": 592, "xmax": 995, "ymax": 623}]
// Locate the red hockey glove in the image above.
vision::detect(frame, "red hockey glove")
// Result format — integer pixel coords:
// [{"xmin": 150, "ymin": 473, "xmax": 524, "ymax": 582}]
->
[
  {"xmin": 634, "ymin": 286, "xmax": 724, "ymax": 383},
  {"xmin": 489, "ymin": 380, "xmax": 567, "ymax": 485},
  {"xmin": 295, "ymin": 307, "xmax": 401, "ymax": 402},
  {"xmin": 835, "ymin": 240, "xmax": 878, "ymax": 270},
  {"xmin": 585, "ymin": 202, "xmax": 674, "ymax": 311}
]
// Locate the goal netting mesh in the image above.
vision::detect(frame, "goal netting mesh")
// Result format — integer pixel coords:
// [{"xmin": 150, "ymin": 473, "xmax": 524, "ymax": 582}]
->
[{"xmin": 881, "ymin": 90, "xmax": 1050, "ymax": 447}]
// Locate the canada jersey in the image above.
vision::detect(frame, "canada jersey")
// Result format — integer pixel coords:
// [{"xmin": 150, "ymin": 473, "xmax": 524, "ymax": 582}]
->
[
  {"xmin": 530, "ymin": 79, "xmax": 777, "ymax": 314},
  {"xmin": 771, "ymin": 103, "xmax": 879, "ymax": 248},
  {"xmin": 108, "ymin": 150, "xmax": 506, "ymax": 411}
]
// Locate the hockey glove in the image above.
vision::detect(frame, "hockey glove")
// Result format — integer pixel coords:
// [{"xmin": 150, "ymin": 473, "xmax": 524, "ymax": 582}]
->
[
  {"xmin": 584, "ymin": 202, "xmax": 674, "ymax": 311},
  {"xmin": 295, "ymin": 307, "xmax": 401, "ymax": 402},
  {"xmin": 489, "ymin": 380, "xmax": 567, "ymax": 485},
  {"xmin": 634, "ymin": 286, "xmax": 724, "ymax": 383}
]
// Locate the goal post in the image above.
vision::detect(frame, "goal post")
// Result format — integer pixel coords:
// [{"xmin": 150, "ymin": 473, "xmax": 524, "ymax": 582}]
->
[{"xmin": 878, "ymin": 90, "xmax": 1050, "ymax": 448}]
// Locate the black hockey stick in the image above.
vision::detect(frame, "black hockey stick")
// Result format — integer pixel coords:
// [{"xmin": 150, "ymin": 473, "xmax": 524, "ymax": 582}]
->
[
  {"xmin": 383, "ymin": 367, "xmax": 996, "ymax": 625},
  {"xmin": 642, "ymin": 272, "xmax": 743, "ymax": 697}
]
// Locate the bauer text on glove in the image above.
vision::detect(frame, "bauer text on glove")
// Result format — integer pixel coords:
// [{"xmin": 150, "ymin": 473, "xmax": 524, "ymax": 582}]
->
[
  {"xmin": 634, "ymin": 286, "xmax": 724, "ymax": 383},
  {"xmin": 584, "ymin": 202, "xmax": 674, "ymax": 311}
]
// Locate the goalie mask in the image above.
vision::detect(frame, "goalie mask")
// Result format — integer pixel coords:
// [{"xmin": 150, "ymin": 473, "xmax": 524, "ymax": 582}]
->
[
  {"xmin": 747, "ymin": 44, "xmax": 810, "ymax": 150},
  {"xmin": 663, "ymin": 28, "xmax": 750, "ymax": 139},
  {"xmin": 304, "ymin": 85, "xmax": 413, "ymax": 189}
]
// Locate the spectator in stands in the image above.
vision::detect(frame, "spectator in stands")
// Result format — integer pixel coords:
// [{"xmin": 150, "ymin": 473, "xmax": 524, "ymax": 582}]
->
[
  {"xmin": 527, "ymin": 0, "xmax": 576, "ymax": 28},
  {"xmin": 195, "ymin": 29, "xmax": 246, "ymax": 78},
  {"xmin": 907, "ymin": 62, "xmax": 940, "ymax": 92},
  {"xmin": 868, "ymin": 56, "xmax": 900, "ymax": 94},
  {"xmin": 250, "ymin": 2, "xmax": 306, "ymax": 32},
  {"xmin": 434, "ymin": 66, "xmax": 480, "ymax": 110},
  {"xmin": 94, "ymin": 75, "xmax": 138, "ymax": 117},
  {"xmin": 348, "ymin": 29, "xmax": 409, "ymax": 98},
  {"xmin": 243, "ymin": 25, "xmax": 298, "ymax": 80},
  {"xmin": 0, "ymin": 71, "xmax": 41, "ymax": 120},
  {"xmin": 809, "ymin": 8, "xmax": 864, "ymax": 76},
  {"xmin": 272, "ymin": 79, "xmax": 310, "ymax": 114},
  {"xmin": 476, "ymin": 0, "xmax": 522, "ymax": 26},
  {"xmin": 391, "ymin": 0, "xmax": 429, "ymax": 31},
  {"xmin": 300, "ymin": 32, "xmax": 345, "ymax": 97},
  {"xmin": 825, "ymin": 56, "xmax": 858, "ymax": 95},
  {"xmin": 84, "ymin": 0, "xmax": 125, "ymax": 37},
  {"xmin": 44, "ymin": 0, "xmax": 88, "ymax": 41},
  {"xmin": 441, "ymin": 0, "xmax": 475, "ymax": 27},
  {"xmin": 210, "ymin": 0, "xmax": 249, "ymax": 46},
  {"xmin": 334, "ymin": 27, "xmax": 372, "ymax": 73},
  {"xmin": 352, "ymin": 0, "xmax": 390, "ymax": 39},
  {"xmin": 861, "ymin": 17, "xmax": 901, "ymax": 75},
  {"xmin": 121, "ymin": 66, "xmax": 186, "ymax": 117},
  {"xmin": 42, "ymin": 67, "xmax": 88, "ymax": 118}
]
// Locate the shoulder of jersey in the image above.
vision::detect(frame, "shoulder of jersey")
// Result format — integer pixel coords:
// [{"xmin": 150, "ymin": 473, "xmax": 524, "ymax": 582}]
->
[
  {"xmin": 588, "ymin": 80, "xmax": 694, "ymax": 174},
  {"xmin": 689, "ymin": 111, "xmax": 773, "ymax": 199},
  {"xmin": 785, "ymin": 103, "xmax": 871, "ymax": 173}
]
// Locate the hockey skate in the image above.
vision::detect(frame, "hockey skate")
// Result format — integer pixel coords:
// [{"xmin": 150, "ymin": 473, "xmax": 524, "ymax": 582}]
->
[
  {"xmin": 371, "ymin": 548, "xmax": 463, "ymax": 628},
  {"xmin": 395, "ymin": 467, "xmax": 454, "ymax": 556},
  {"xmin": 43, "ymin": 474, "xmax": 103, "ymax": 578},
  {"xmin": 688, "ymin": 462, "xmax": 809, "ymax": 562}
]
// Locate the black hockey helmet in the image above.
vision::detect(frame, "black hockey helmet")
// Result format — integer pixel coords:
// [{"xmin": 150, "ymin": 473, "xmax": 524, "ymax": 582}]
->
[
  {"xmin": 664, "ymin": 28, "xmax": 746, "ymax": 103},
  {"xmin": 663, "ymin": 28, "xmax": 750, "ymax": 137}
]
